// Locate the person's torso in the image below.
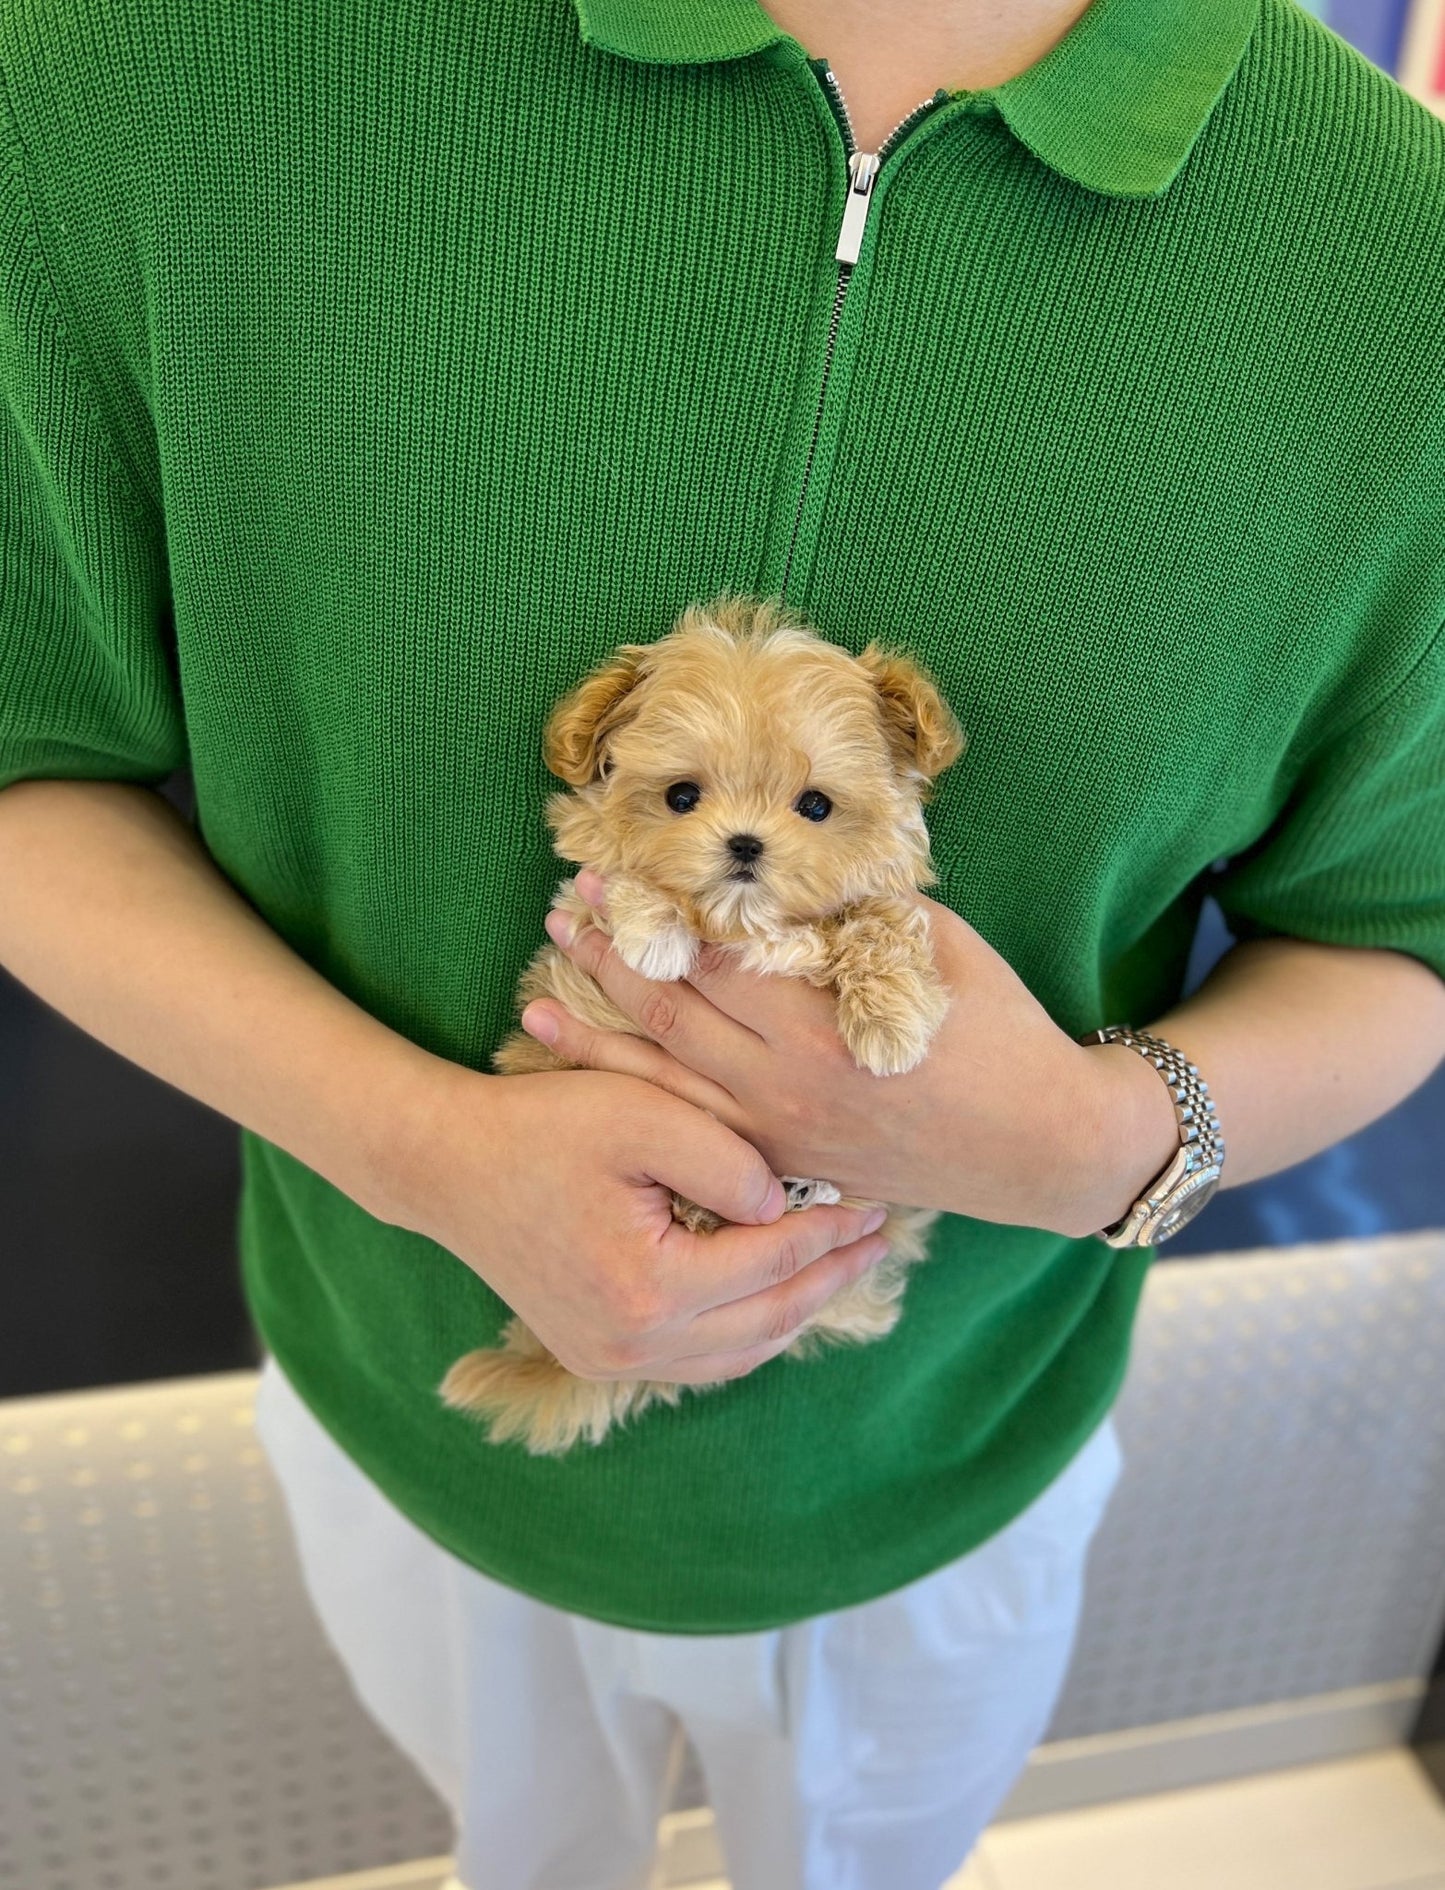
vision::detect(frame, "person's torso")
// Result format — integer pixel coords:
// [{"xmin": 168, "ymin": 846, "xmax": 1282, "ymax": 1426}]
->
[
  {"xmin": 11, "ymin": 0, "xmax": 1445, "ymax": 1629},
  {"xmin": 18, "ymin": 0, "xmax": 1435, "ymax": 1066}
]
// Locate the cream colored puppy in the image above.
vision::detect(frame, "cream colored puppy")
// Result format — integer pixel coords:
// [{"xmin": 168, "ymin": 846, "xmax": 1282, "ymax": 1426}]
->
[{"xmin": 441, "ymin": 593, "xmax": 966, "ymax": 1454}]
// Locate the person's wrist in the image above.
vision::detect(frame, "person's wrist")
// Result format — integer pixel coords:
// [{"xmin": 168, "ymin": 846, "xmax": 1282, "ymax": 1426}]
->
[
  {"xmin": 1060, "ymin": 1039, "xmax": 1183, "ymax": 1240},
  {"xmin": 341, "ymin": 1034, "xmax": 494, "ymax": 1232}
]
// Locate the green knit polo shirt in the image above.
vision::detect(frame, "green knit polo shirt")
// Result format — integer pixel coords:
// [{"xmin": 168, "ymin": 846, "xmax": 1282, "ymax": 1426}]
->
[{"xmin": 3, "ymin": 0, "xmax": 1443, "ymax": 1631}]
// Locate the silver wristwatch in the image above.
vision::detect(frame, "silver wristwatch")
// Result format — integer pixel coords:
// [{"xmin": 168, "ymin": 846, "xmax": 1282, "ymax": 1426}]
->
[{"xmin": 1081, "ymin": 1026, "xmax": 1226, "ymax": 1247}]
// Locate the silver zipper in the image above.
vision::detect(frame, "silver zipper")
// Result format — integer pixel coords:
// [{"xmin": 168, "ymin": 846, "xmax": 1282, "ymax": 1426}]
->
[
  {"xmin": 780, "ymin": 67, "xmax": 946, "ymax": 602},
  {"xmin": 835, "ymin": 152, "xmax": 881, "ymax": 266},
  {"xmin": 824, "ymin": 69, "xmax": 944, "ymax": 259}
]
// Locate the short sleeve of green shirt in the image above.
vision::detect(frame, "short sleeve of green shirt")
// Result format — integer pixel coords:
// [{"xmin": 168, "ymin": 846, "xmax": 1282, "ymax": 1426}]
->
[
  {"xmin": 0, "ymin": 124, "xmax": 188, "ymax": 795},
  {"xmin": 1211, "ymin": 621, "xmax": 1445, "ymax": 985}
]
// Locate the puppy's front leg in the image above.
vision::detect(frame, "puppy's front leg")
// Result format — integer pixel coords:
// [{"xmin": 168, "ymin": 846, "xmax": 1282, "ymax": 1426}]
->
[
  {"xmin": 604, "ymin": 876, "xmax": 699, "ymax": 983},
  {"xmin": 826, "ymin": 896, "xmax": 950, "ymax": 1077}
]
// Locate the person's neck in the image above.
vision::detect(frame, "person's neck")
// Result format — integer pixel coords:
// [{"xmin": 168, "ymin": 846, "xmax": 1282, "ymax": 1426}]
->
[{"xmin": 757, "ymin": 0, "xmax": 1097, "ymax": 152}]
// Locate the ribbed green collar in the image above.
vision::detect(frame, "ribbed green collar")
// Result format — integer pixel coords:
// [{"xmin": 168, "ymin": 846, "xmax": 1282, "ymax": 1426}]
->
[{"xmin": 570, "ymin": 0, "xmax": 1262, "ymax": 198}]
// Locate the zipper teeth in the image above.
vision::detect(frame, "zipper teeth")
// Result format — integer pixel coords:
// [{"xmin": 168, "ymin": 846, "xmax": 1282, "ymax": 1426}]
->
[
  {"xmin": 783, "ymin": 67, "xmax": 943, "ymax": 604},
  {"xmin": 876, "ymin": 92, "xmax": 946, "ymax": 163},
  {"xmin": 820, "ymin": 66, "xmax": 941, "ymax": 161},
  {"xmin": 819, "ymin": 65, "xmax": 857, "ymax": 153}
]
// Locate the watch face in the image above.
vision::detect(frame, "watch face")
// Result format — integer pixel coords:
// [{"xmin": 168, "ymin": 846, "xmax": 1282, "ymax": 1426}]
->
[{"xmin": 1146, "ymin": 1167, "xmax": 1221, "ymax": 1243}]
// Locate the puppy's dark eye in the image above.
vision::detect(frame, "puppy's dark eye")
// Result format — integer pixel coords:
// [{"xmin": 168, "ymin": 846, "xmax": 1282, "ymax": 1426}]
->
[
  {"xmin": 795, "ymin": 789, "xmax": 832, "ymax": 822},
  {"xmin": 665, "ymin": 780, "xmax": 702, "ymax": 814}
]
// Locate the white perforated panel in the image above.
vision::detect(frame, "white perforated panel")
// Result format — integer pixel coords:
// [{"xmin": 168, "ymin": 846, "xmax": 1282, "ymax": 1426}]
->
[
  {"xmin": 1050, "ymin": 1230, "xmax": 1445, "ymax": 1737},
  {"xmin": 0, "ymin": 1375, "xmax": 452, "ymax": 1890},
  {"xmin": 3, "ymin": 1231, "xmax": 1444, "ymax": 1890}
]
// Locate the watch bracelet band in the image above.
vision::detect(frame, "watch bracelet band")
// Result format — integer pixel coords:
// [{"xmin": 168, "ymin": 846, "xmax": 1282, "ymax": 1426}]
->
[{"xmin": 1081, "ymin": 1025, "xmax": 1226, "ymax": 1246}]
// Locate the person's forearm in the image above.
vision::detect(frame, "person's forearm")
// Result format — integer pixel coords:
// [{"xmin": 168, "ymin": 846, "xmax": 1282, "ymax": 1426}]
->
[
  {"xmin": 0, "ymin": 779, "xmax": 442, "ymax": 1221},
  {"xmin": 1076, "ymin": 937, "xmax": 1445, "ymax": 1235}
]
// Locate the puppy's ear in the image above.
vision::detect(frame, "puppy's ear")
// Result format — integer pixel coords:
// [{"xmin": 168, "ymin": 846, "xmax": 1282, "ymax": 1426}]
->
[
  {"xmin": 857, "ymin": 643, "xmax": 966, "ymax": 783},
  {"xmin": 543, "ymin": 645, "xmax": 649, "ymax": 786}
]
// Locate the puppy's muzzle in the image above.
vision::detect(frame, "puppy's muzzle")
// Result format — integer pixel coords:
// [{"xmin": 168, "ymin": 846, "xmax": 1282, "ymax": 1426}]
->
[{"xmin": 726, "ymin": 832, "xmax": 764, "ymax": 881}]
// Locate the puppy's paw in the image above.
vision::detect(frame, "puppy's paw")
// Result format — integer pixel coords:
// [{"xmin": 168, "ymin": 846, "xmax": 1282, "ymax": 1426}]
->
[
  {"xmin": 782, "ymin": 1176, "xmax": 843, "ymax": 1210},
  {"xmin": 612, "ymin": 921, "xmax": 698, "ymax": 983},
  {"xmin": 837, "ymin": 981, "xmax": 949, "ymax": 1076},
  {"xmin": 670, "ymin": 1192, "xmax": 728, "ymax": 1235}
]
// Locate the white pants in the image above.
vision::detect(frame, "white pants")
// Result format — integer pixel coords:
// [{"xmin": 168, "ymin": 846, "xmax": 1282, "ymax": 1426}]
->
[{"xmin": 254, "ymin": 1351, "xmax": 1123, "ymax": 1890}]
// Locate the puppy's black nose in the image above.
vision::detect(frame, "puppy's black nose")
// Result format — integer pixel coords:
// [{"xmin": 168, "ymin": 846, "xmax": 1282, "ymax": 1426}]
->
[{"xmin": 727, "ymin": 833, "xmax": 764, "ymax": 862}]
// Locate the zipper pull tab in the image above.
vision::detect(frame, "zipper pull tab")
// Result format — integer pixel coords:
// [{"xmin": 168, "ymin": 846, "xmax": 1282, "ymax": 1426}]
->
[{"xmin": 835, "ymin": 150, "xmax": 880, "ymax": 266}]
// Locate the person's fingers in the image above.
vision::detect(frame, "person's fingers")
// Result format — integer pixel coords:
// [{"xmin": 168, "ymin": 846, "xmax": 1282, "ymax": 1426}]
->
[
  {"xmin": 660, "ymin": 1227, "xmax": 891, "ymax": 1380},
  {"xmin": 628, "ymin": 1094, "xmax": 788, "ymax": 1225},
  {"xmin": 520, "ymin": 1000, "xmax": 741, "ymax": 1124},
  {"xmin": 568, "ymin": 871, "xmax": 841, "ymax": 1044},
  {"xmin": 660, "ymin": 1195, "xmax": 889, "ymax": 1316},
  {"xmin": 574, "ymin": 866, "xmax": 608, "ymax": 911},
  {"xmin": 546, "ymin": 907, "xmax": 763, "ymax": 1076},
  {"xmin": 682, "ymin": 935, "xmax": 843, "ymax": 1039}
]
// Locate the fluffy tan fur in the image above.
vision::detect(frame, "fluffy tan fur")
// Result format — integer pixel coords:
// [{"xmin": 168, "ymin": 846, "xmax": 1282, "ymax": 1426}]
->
[{"xmin": 439, "ymin": 594, "xmax": 966, "ymax": 1455}]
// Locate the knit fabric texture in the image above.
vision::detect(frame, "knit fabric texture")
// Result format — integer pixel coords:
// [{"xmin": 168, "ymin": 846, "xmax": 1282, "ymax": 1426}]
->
[{"xmin": 2, "ymin": 0, "xmax": 1443, "ymax": 1631}]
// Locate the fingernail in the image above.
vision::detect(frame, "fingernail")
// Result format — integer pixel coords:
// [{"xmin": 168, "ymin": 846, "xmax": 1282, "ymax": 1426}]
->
[
  {"xmin": 576, "ymin": 869, "xmax": 606, "ymax": 907},
  {"xmin": 760, "ymin": 1177, "xmax": 787, "ymax": 1221},
  {"xmin": 544, "ymin": 909, "xmax": 575, "ymax": 947},
  {"xmin": 860, "ymin": 1238, "xmax": 891, "ymax": 1266},
  {"xmin": 520, "ymin": 1004, "xmax": 558, "ymax": 1044},
  {"xmin": 862, "ymin": 1206, "xmax": 888, "ymax": 1235}
]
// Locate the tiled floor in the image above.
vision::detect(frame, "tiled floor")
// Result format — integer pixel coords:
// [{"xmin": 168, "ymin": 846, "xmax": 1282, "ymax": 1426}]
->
[
  {"xmin": 281, "ymin": 1751, "xmax": 1445, "ymax": 1890},
  {"xmin": 951, "ymin": 1751, "xmax": 1445, "ymax": 1890},
  {"xmin": 672, "ymin": 1751, "xmax": 1445, "ymax": 1890}
]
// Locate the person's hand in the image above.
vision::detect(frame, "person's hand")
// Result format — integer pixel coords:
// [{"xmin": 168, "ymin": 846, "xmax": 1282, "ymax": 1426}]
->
[
  {"xmin": 380, "ymin": 1061, "xmax": 893, "ymax": 1385},
  {"xmin": 516, "ymin": 870, "xmax": 1175, "ymax": 1238}
]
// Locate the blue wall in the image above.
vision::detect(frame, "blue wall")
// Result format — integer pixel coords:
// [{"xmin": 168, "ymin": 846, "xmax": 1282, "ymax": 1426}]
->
[
  {"xmin": 1311, "ymin": 0, "xmax": 1417, "ymax": 76},
  {"xmin": 1168, "ymin": 901, "xmax": 1444, "ymax": 1256}
]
